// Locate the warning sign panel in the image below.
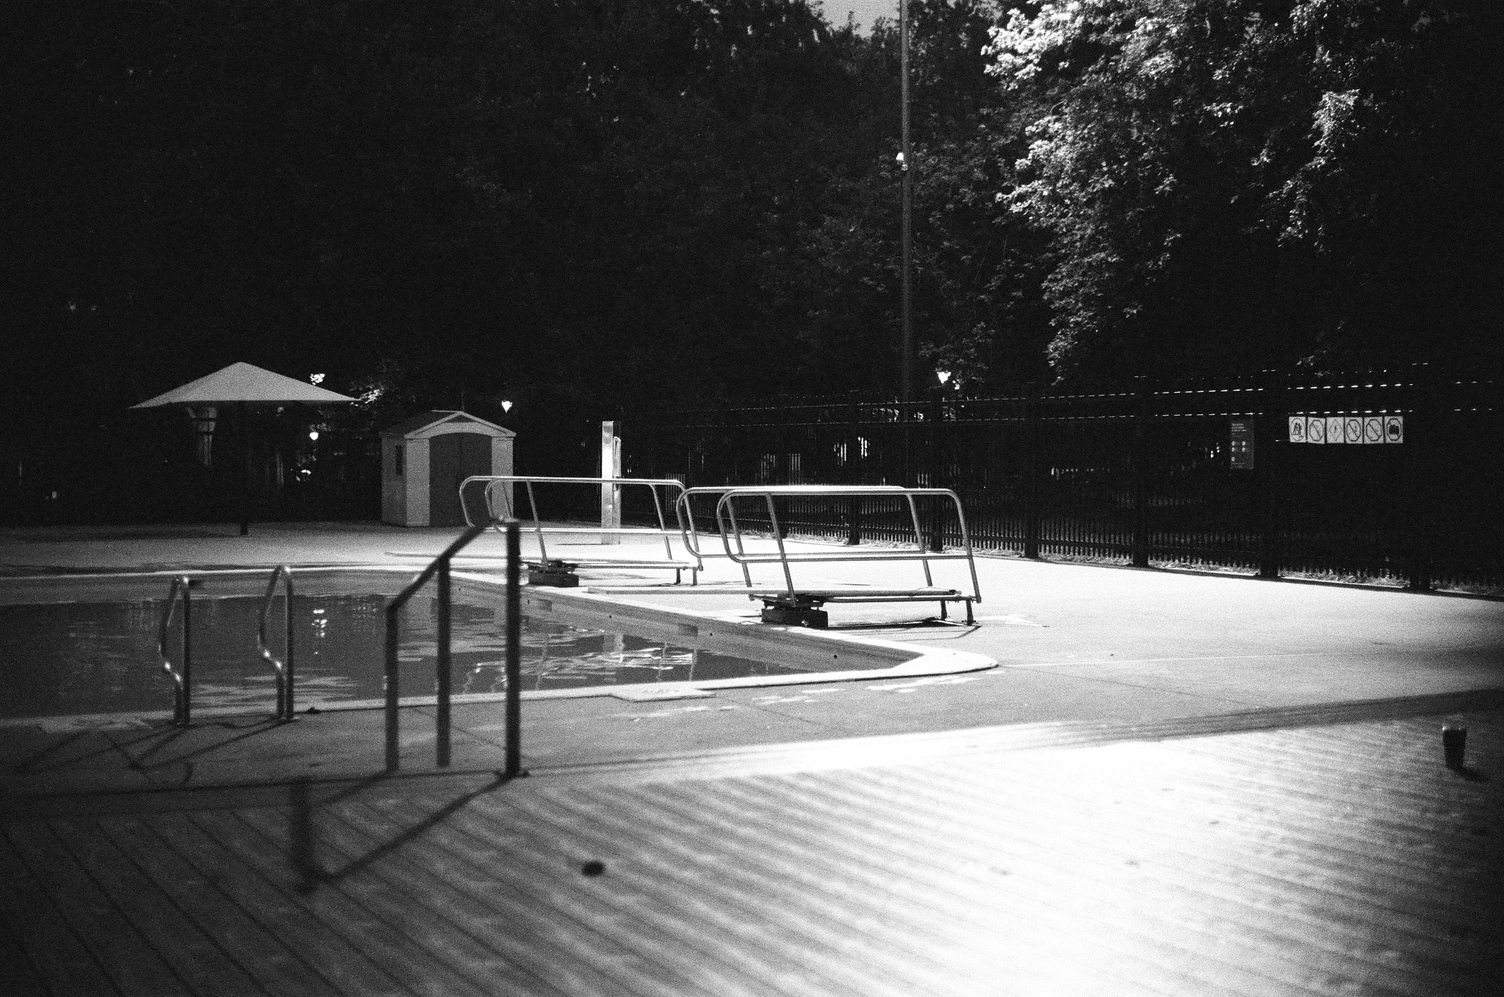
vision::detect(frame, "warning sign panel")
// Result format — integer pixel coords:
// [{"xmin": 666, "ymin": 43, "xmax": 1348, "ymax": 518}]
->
[
  {"xmin": 1229, "ymin": 417, "xmax": 1255, "ymax": 470},
  {"xmin": 1286, "ymin": 413, "xmax": 1404, "ymax": 444}
]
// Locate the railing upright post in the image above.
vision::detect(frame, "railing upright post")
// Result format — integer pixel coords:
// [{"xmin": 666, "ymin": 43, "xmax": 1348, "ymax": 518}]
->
[
  {"xmin": 384, "ymin": 603, "xmax": 400, "ymax": 773},
  {"xmin": 436, "ymin": 557, "xmax": 452, "ymax": 768},
  {"xmin": 504, "ymin": 522, "xmax": 523, "ymax": 779},
  {"xmin": 181, "ymin": 581, "xmax": 192, "ymax": 726},
  {"xmin": 284, "ymin": 573, "xmax": 296, "ymax": 720}
]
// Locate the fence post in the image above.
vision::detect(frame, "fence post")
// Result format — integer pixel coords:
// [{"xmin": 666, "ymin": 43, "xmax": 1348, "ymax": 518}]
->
[
  {"xmin": 1024, "ymin": 384, "xmax": 1041, "ymax": 559},
  {"xmin": 1405, "ymin": 365, "xmax": 1434, "ymax": 591},
  {"xmin": 1131, "ymin": 376, "xmax": 1150, "ymax": 568},
  {"xmin": 846, "ymin": 395, "xmax": 861, "ymax": 545},
  {"xmin": 1258, "ymin": 369, "xmax": 1284, "ymax": 579}
]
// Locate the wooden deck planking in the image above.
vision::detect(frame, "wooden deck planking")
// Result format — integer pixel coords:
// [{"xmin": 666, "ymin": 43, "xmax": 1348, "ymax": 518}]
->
[
  {"xmin": 0, "ymin": 829, "xmax": 114, "ymax": 997},
  {"xmin": 188, "ymin": 808, "xmax": 502, "ymax": 997},
  {"xmin": 512, "ymin": 784, "xmax": 944, "ymax": 997},
  {"xmin": 128, "ymin": 811, "xmax": 417, "ymax": 997},
  {"xmin": 5, "ymin": 819, "xmax": 191, "ymax": 995},
  {"xmin": 354, "ymin": 793, "xmax": 807, "ymax": 997},
  {"xmin": 87, "ymin": 814, "xmax": 343, "ymax": 997},
  {"xmin": 335, "ymin": 792, "xmax": 750, "ymax": 997},
  {"xmin": 46, "ymin": 816, "xmax": 266, "ymax": 997},
  {"xmin": 1, "ymin": 711, "xmax": 1499, "ymax": 997},
  {"xmin": 925, "ymin": 750, "xmax": 1483, "ymax": 993},
  {"xmin": 233, "ymin": 806, "xmax": 586, "ymax": 997},
  {"xmin": 727, "ymin": 771, "xmax": 1275, "ymax": 997},
  {"xmin": 586, "ymin": 776, "xmax": 1134, "ymax": 997}
]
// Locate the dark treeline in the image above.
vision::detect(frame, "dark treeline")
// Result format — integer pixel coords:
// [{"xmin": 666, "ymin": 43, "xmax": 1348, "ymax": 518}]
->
[{"xmin": 4, "ymin": 0, "xmax": 1500, "ymax": 520}]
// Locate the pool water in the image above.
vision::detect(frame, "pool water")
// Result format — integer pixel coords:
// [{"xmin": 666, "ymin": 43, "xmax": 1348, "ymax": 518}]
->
[{"xmin": 0, "ymin": 594, "xmax": 795, "ymax": 719}]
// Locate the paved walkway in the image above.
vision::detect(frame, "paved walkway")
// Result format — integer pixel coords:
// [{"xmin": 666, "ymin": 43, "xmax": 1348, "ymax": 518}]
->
[{"xmin": 1, "ymin": 522, "xmax": 1501, "ymax": 995}]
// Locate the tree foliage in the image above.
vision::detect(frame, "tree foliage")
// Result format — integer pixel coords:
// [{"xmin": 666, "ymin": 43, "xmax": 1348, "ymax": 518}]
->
[
  {"xmin": 3, "ymin": 0, "xmax": 1499, "ymax": 520},
  {"xmin": 987, "ymin": 0, "xmax": 1504, "ymax": 382}
]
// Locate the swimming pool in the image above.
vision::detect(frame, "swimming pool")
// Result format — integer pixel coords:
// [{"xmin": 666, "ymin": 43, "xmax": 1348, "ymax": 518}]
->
[{"xmin": 0, "ymin": 567, "xmax": 986, "ymax": 723}]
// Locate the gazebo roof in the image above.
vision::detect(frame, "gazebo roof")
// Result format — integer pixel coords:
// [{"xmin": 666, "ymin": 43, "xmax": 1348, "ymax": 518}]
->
[{"xmin": 131, "ymin": 362, "xmax": 355, "ymax": 408}]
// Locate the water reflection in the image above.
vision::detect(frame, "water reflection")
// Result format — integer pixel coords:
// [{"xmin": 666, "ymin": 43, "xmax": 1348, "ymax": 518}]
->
[{"xmin": 0, "ymin": 593, "xmax": 793, "ymax": 718}]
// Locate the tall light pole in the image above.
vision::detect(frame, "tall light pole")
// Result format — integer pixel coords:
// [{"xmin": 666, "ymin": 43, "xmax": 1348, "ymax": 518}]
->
[{"xmin": 899, "ymin": 0, "xmax": 914, "ymax": 405}]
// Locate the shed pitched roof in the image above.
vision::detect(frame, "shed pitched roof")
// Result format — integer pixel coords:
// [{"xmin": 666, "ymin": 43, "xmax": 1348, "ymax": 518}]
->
[{"xmin": 380, "ymin": 410, "xmax": 512, "ymax": 438}]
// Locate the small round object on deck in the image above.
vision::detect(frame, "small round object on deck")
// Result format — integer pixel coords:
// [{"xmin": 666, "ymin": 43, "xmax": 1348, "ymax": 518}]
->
[{"xmin": 1442, "ymin": 726, "xmax": 1467, "ymax": 770}]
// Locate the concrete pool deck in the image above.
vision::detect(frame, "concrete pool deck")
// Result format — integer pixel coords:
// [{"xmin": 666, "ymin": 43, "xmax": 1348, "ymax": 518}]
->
[{"xmin": 1, "ymin": 521, "xmax": 1501, "ymax": 995}]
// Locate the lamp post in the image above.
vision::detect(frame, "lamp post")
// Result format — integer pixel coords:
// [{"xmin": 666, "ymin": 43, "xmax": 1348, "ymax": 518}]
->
[{"xmin": 899, "ymin": 0, "xmax": 913, "ymax": 406}]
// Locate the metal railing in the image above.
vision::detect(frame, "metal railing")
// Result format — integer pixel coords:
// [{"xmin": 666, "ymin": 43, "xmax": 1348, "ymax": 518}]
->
[
  {"xmin": 258, "ymin": 565, "xmax": 296, "ymax": 721},
  {"xmin": 460, "ymin": 474, "xmax": 700, "ymax": 584},
  {"xmin": 157, "ymin": 575, "xmax": 196, "ymax": 725},
  {"xmin": 384, "ymin": 521, "xmax": 523, "ymax": 776},
  {"xmin": 676, "ymin": 484, "xmax": 983, "ymax": 625}
]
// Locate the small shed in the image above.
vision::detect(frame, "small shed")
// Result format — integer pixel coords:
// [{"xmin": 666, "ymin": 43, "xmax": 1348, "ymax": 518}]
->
[{"xmin": 380, "ymin": 411, "xmax": 515, "ymax": 527}]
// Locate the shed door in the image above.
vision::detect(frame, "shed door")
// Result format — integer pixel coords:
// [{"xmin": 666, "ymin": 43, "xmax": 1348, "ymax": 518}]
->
[{"xmin": 429, "ymin": 433, "xmax": 492, "ymax": 526}]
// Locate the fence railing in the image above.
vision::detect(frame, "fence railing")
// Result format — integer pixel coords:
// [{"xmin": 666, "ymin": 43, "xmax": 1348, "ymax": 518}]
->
[{"xmin": 628, "ymin": 367, "xmax": 1504, "ymax": 593}]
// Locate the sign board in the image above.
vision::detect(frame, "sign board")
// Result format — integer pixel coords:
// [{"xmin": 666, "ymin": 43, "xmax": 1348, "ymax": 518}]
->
[
  {"xmin": 1229, "ymin": 417, "xmax": 1255, "ymax": 470},
  {"xmin": 1286, "ymin": 414, "xmax": 1404, "ymax": 445}
]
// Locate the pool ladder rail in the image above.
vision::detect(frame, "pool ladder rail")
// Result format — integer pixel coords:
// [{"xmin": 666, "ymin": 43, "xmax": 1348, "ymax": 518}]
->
[
  {"xmin": 155, "ymin": 566, "xmax": 300, "ymax": 726},
  {"xmin": 259, "ymin": 565, "xmax": 297, "ymax": 722},
  {"xmin": 157, "ymin": 575, "xmax": 198, "ymax": 726}
]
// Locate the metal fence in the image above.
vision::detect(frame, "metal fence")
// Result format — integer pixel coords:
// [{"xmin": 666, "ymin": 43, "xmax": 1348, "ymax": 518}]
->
[{"xmin": 627, "ymin": 367, "xmax": 1504, "ymax": 593}]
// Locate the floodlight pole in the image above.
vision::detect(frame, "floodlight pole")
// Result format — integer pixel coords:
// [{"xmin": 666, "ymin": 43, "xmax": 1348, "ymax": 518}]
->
[{"xmin": 899, "ymin": 0, "xmax": 913, "ymax": 406}]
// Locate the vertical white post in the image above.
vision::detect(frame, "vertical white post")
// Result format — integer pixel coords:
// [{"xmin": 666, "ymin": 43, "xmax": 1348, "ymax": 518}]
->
[{"xmin": 601, "ymin": 421, "xmax": 621, "ymax": 544}]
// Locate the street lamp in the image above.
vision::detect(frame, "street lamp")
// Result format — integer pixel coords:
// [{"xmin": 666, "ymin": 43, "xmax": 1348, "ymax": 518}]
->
[{"xmin": 899, "ymin": 0, "xmax": 913, "ymax": 405}]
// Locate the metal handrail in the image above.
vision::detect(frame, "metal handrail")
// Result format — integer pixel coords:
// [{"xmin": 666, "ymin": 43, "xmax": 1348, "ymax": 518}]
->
[
  {"xmin": 676, "ymin": 484, "xmax": 982, "ymax": 622},
  {"xmin": 258, "ymin": 565, "xmax": 296, "ymax": 721},
  {"xmin": 459, "ymin": 474, "xmax": 699, "ymax": 582},
  {"xmin": 157, "ymin": 575, "xmax": 195, "ymax": 725},
  {"xmin": 385, "ymin": 522, "xmax": 523, "ymax": 777}
]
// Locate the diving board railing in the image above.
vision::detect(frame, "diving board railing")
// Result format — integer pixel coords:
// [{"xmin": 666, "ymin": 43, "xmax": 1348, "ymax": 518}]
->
[
  {"xmin": 157, "ymin": 575, "xmax": 196, "ymax": 725},
  {"xmin": 676, "ymin": 485, "xmax": 982, "ymax": 626},
  {"xmin": 384, "ymin": 521, "xmax": 523, "ymax": 777},
  {"xmin": 460, "ymin": 474, "xmax": 700, "ymax": 585},
  {"xmin": 257, "ymin": 565, "xmax": 296, "ymax": 721}
]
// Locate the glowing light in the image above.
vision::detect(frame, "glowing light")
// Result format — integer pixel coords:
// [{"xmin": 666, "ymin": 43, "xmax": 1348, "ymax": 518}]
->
[
  {"xmin": 309, "ymin": 373, "xmax": 325, "ymax": 385},
  {"xmin": 308, "ymin": 430, "xmax": 320, "ymax": 442}
]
